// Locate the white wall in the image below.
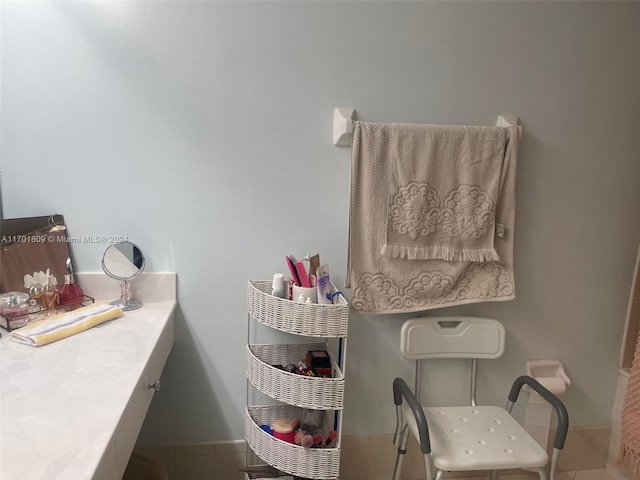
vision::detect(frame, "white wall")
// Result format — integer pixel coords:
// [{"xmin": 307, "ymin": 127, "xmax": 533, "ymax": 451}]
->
[{"xmin": 2, "ymin": 1, "xmax": 640, "ymax": 445}]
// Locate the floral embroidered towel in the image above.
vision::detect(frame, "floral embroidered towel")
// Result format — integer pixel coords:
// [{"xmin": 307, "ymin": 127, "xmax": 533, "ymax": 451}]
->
[
  {"xmin": 347, "ymin": 121, "xmax": 519, "ymax": 314},
  {"xmin": 382, "ymin": 123, "xmax": 511, "ymax": 262}
]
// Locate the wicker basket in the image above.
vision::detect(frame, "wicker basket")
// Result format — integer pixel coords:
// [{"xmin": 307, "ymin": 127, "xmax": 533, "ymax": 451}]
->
[
  {"xmin": 246, "ymin": 342, "xmax": 345, "ymax": 410},
  {"xmin": 247, "ymin": 281, "xmax": 348, "ymax": 338},
  {"xmin": 245, "ymin": 405, "xmax": 341, "ymax": 480}
]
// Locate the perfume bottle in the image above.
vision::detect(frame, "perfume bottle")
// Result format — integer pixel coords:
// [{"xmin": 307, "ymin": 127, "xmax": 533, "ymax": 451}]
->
[
  {"xmin": 28, "ymin": 284, "xmax": 43, "ymax": 313},
  {"xmin": 40, "ymin": 279, "xmax": 59, "ymax": 315},
  {"xmin": 59, "ymin": 274, "xmax": 84, "ymax": 305}
]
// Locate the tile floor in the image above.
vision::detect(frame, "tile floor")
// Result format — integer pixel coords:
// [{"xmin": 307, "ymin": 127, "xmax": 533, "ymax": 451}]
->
[
  {"xmin": 387, "ymin": 468, "xmax": 619, "ymax": 480},
  {"xmin": 134, "ymin": 439, "xmax": 627, "ymax": 480},
  {"xmin": 397, "ymin": 470, "xmax": 618, "ymax": 480},
  {"xmin": 568, "ymin": 471, "xmax": 618, "ymax": 480},
  {"xmin": 496, "ymin": 471, "xmax": 616, "ymax": 480}
]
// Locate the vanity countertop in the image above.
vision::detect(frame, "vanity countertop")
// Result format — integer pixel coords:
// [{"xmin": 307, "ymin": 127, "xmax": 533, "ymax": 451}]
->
[{"xmin": 0, "ymin": 299, "xmax": 177, "ymax": 480}]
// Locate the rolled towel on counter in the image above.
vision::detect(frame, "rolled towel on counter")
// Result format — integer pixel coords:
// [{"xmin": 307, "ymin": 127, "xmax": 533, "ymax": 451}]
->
[{"xmin": 11, "ymin": 303, "xmax": 124, "ymax": 346}]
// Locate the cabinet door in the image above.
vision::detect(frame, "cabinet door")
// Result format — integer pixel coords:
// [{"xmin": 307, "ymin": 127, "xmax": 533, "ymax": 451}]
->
[{"xmin": 114, "ymin": 315, "xmax": 175, "ymax": 477}]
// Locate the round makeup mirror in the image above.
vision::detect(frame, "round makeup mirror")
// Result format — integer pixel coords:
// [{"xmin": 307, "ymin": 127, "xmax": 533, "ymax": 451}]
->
[{"xmin": 101, "ymin": 241, "xmax": 145, "ymax": 311}]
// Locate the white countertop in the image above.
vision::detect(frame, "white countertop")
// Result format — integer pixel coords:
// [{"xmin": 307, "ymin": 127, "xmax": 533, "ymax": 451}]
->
[{"xmin": 0, "ymin": 299, "xmax": 177, "ymax": 480}]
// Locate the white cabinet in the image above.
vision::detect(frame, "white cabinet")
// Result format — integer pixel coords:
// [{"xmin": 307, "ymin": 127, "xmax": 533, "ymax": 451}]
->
[{"xmin": 245, "ymin": 280, "xmax": 349, "ymax": 479}]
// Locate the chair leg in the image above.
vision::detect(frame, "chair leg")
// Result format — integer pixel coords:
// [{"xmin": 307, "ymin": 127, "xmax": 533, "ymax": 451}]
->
[
  {"xmin": 549, "ymin": 447, "xmax": 561, "ymax": 480},
  {"xmin": 392, "ymin": 424, "xmax": 410, "ymax": 480},
  {"xmin": 535, "ymin": 466, "xmax": 548, "ymax": 480},
  {"xmin": 424, "ymin": 454, "xmax": 435, "ymax": 480}
]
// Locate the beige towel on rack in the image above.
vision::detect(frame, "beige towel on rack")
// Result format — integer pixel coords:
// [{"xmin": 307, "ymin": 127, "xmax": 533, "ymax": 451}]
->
[
  {"xmin": 383, "ymin": 123, "xmax": 508, "ymax": 262},
  {"xmin": 347, "ymin": 121, "xmax": 518, "ymax": 314}
]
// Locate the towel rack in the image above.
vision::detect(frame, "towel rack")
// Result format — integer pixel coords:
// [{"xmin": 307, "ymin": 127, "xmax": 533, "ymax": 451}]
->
[{"xmin": 332, "ymin": 108, "xmax": 522, "ymax": 147}]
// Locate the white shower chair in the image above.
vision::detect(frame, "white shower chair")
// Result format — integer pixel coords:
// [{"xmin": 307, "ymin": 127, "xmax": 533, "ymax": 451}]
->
[{"xmin": 391, "ymin": 317, "xmax": 568, "ymax": 480}]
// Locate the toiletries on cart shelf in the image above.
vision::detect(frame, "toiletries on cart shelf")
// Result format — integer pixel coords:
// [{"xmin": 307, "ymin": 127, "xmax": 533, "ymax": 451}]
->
[
  {"xmin": 271, "ymin": 273, "xmax": 285, "ymax": 299},
  {"xmin": 285, "ymin": 255, "xmax": 302, "ymax": 286},
  {"xmin": 293, "ymin": 284, "xmax": 317, "ymax": 304},
  {"xmin": 259, "ymin": 410, "xmax": 337, "ymax": 449},
  {"xmin": 285, "ymin": 254, "xmax": 313, "ymax": 288},
  {"xmin": 274, "ymin": 253, "xmax": 340, "ymax": 304},
  {"xmin": 316, "ymin": 265, "xmax": 332, "ymax": 305},
  {"xmin": 272, "ymin": 349, "xmax": 333, "ymax": 378},
  {"xmin": 308, "ymin": 254, "xmax": 320, "ymax": 277}
]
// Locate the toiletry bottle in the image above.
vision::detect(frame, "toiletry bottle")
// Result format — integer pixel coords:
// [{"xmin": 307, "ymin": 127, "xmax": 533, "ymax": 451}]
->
[
  {"xmin": 28, "ymin": 284, "xmax": 43, "ymax": 313},
  {"xmin": 272, "ymin": 273, "xmax": 285, "ymax": 298},
  {"xmin": 59, "ymin": 274, "xmax": 84, "ymax": 306},
  {"xmin": 41, "ymin": 279, "xmax": 59, "ymax": 314}
]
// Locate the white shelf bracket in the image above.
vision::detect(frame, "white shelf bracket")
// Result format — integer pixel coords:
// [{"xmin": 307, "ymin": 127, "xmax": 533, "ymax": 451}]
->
[
  {"xmin": 333, "ymin": 108, "xmax": 355, "ymax": 147},
  {"xmin": 496, "ymin": 114, "xmax": 523, "ymax": 139}
]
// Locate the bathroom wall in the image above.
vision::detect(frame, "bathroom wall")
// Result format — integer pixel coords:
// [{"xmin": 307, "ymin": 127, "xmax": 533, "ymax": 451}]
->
[
  {"xmin": 2, "ymin": 1, "xmax": 640, "ymax": 446},
  {"xmin": 620, "ymin": 247, "xmax": 640, "ymax": 370}
]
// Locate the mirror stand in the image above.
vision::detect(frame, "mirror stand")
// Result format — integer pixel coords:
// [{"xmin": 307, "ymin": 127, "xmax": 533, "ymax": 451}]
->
[{"xmin": 111, "ymin": 280, "xmax": 143, "ymax": 311}]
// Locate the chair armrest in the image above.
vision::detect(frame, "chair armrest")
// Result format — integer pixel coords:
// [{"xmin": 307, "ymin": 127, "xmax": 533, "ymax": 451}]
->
[
  {"xmin": 507, "ymin": 375, "xmax": 569, "ymax": 449},
  {"xmin": 392, "ymin": 377, "xmax": 431, "ymax": 453}
]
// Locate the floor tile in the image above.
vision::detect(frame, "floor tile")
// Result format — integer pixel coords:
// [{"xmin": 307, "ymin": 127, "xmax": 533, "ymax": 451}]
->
[{"xmin": 573, "ymin": 470, "xmax": 616, "ymax": 480}]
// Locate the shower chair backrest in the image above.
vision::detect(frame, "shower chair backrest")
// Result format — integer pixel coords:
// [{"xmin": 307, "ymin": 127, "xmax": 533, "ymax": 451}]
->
[{"xmin": 400, "ymin": 316, "xmax": 506, "ymax": 405}]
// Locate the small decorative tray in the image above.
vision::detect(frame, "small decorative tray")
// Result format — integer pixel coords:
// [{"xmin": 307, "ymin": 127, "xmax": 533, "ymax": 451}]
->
[{"xmin": 0, "ymin": 294, "xmax": 95, "ymax": 332}]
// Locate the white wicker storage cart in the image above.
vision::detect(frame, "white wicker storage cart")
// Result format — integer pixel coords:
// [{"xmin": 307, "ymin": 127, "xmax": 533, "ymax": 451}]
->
[{"xmin": 245, "ymin": 280, "xmax": 349, "ymax": 480}]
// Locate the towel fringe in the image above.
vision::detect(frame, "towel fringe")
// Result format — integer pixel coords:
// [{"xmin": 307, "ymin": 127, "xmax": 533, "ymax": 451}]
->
[
  {"xmin": 381, "ymin": 243, "xmax": 500, "ymax": 262},
  {"xmin": 618, "ymin": 443, "xmax": 640, "ymax": 480}
]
